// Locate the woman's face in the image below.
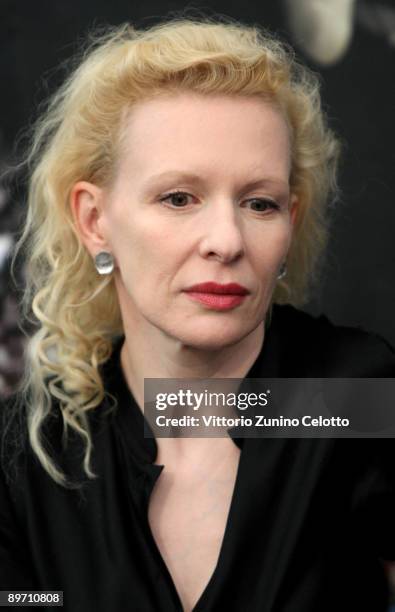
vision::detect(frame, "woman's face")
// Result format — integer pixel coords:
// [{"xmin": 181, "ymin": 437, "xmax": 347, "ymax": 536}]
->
[{"xmin": 77, "ymin": 93, "xmax": 298, "ymax": 349}]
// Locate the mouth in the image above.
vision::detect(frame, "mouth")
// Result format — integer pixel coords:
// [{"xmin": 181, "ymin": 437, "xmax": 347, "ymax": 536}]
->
[
  {"xmin": 183, "ymin": 282, "xmax": 250, "ymax": 311},
  {"xmin": 184, "ymin": 282, "xmax": 250, "ymax": 295}
]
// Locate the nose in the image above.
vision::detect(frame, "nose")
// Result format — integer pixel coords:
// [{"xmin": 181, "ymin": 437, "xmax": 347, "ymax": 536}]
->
[{"xmin": 198, "ymin": 200, "xmax": 245, "ymax": 263}]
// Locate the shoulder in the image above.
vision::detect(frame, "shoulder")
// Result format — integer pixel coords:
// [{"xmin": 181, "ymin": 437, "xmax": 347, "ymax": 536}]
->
[
  {"xmin": 0, "ymin": 393, "xmax": 29, "ymax": 490},
  {"xmin": 0, "ymin": 393, "xmax": 30, "ymax": 521},
  {"xmin": 270, "ymin": 304, "xmax": 395, "ymax": 376}
]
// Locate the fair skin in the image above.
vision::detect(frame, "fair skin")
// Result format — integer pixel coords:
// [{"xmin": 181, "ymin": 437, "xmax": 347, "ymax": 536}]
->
[
  {"xmin": 71, "ymin": 92, "xmax": 298, "ymax": 611},
  {"xmin": 71, "ymin": 92, "xmax": 298, "ymax": 414}
]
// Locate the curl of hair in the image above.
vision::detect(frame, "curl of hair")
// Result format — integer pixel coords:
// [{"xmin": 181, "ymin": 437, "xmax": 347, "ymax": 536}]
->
[{"xmin": 6, "ymin": 14, "xmax": 340, "ymax": 488}]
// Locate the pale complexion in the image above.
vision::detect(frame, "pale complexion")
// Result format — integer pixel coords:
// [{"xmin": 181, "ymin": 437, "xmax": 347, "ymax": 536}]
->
[
  {"xmin": 71, "ymin": 91, "xmax": 297, "ymax": 416},
  {"xmin": 71, "ymin": 92, "xmax": 298, "ymax": 611}
]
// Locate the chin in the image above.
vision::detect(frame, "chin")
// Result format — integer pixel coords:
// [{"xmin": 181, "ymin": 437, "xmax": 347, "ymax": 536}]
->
[{"xmin": 173, "ymin": 324, "xmax": 251, "ymax": 351}]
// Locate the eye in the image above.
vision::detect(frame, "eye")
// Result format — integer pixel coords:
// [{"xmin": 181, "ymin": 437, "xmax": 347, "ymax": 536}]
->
[
  {"xmin": 158, "ymin": 191, "xmax": 280, "ymax": 212},
  {"xmin": 244, "ymin": 198, "xmax": 280, "ymax": 213},
  {"xmin": 159, "ymin": 190, "xmax": 194, "ymax": 208}
]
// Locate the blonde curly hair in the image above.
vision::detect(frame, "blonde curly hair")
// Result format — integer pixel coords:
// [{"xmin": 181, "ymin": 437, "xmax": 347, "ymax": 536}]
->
[{"xmin": 7, "ymin": 14, "xmax": 340, "ymax": 487}]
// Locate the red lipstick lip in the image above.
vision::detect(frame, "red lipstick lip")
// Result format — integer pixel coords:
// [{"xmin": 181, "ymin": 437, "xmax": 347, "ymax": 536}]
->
[{"xmin": 184, "ymin": 282, "xmax": 249, "ymax": 295}]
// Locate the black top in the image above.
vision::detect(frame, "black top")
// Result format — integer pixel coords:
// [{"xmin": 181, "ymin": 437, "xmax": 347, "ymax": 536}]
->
[{"xmin": 1, "ymin": 304, "xmax": 395, "ymax": 612}]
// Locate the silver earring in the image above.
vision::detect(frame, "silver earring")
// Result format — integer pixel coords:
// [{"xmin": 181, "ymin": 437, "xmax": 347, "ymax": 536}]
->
[
  {"xmin": 277, "ymin": 262, "xmax": 287, "ymax": 280},
  {"xmin": 94, "ymin": 251, "xmax": 114, "ymax": 275}
]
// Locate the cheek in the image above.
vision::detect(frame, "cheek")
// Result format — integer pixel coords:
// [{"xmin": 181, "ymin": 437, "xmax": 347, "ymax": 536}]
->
[
  {"xmin": 108, "ymin": 212, "xmax": 149, "ymax": 265},
  {"xmin": 250, "ymin": 222, "xmax": 293, "ymax": 269},
  {"xmin": 110, "ymin": 214, "xmax": 184, "ymax": 286}
]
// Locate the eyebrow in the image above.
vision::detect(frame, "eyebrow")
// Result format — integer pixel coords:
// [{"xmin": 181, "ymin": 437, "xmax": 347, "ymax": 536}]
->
[{"xmin": 142, "ymin": 170, "xmax": 289, "ymax": 192}]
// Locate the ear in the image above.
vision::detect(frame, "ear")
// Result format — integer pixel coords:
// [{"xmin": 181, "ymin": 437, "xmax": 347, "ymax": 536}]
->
[
  {"xmin": 289, "ymin": 193, "xmax": 299, "ymax": 228},
  {"xmin": 70, "ymin": 181, "xmax": 110, "ymax": 257}
]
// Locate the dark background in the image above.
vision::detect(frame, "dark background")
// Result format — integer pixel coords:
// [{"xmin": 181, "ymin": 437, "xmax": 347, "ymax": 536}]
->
[{"xmin": 0, "ymin": 0, "xmax": 394, "ymax": 396}]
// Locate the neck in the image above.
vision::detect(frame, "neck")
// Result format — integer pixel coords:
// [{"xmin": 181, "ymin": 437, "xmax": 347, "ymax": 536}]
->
[{"xmin": 119, "ymin": 319, "xmax": 265, "ymax": 413}]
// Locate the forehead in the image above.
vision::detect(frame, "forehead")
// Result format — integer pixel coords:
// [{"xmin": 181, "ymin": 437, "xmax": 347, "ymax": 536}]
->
[{"xmin": 117, "ymin": 92, "xmax": 291, "ymax": 179}]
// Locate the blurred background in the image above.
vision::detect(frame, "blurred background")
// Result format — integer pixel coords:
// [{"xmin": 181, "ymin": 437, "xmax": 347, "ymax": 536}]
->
[
  {"xmin": 1, "ymin": 0, "xmax": 395, "ymax": 397},
  {"xmin": 0, "ymin": 0, "xmax": 395, "ymax": 606}
]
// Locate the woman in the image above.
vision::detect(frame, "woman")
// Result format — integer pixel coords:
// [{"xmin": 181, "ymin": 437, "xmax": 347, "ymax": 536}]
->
[{"xmin": 1, "ymin": 15, "xmax": 395, "ymax": 612}]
